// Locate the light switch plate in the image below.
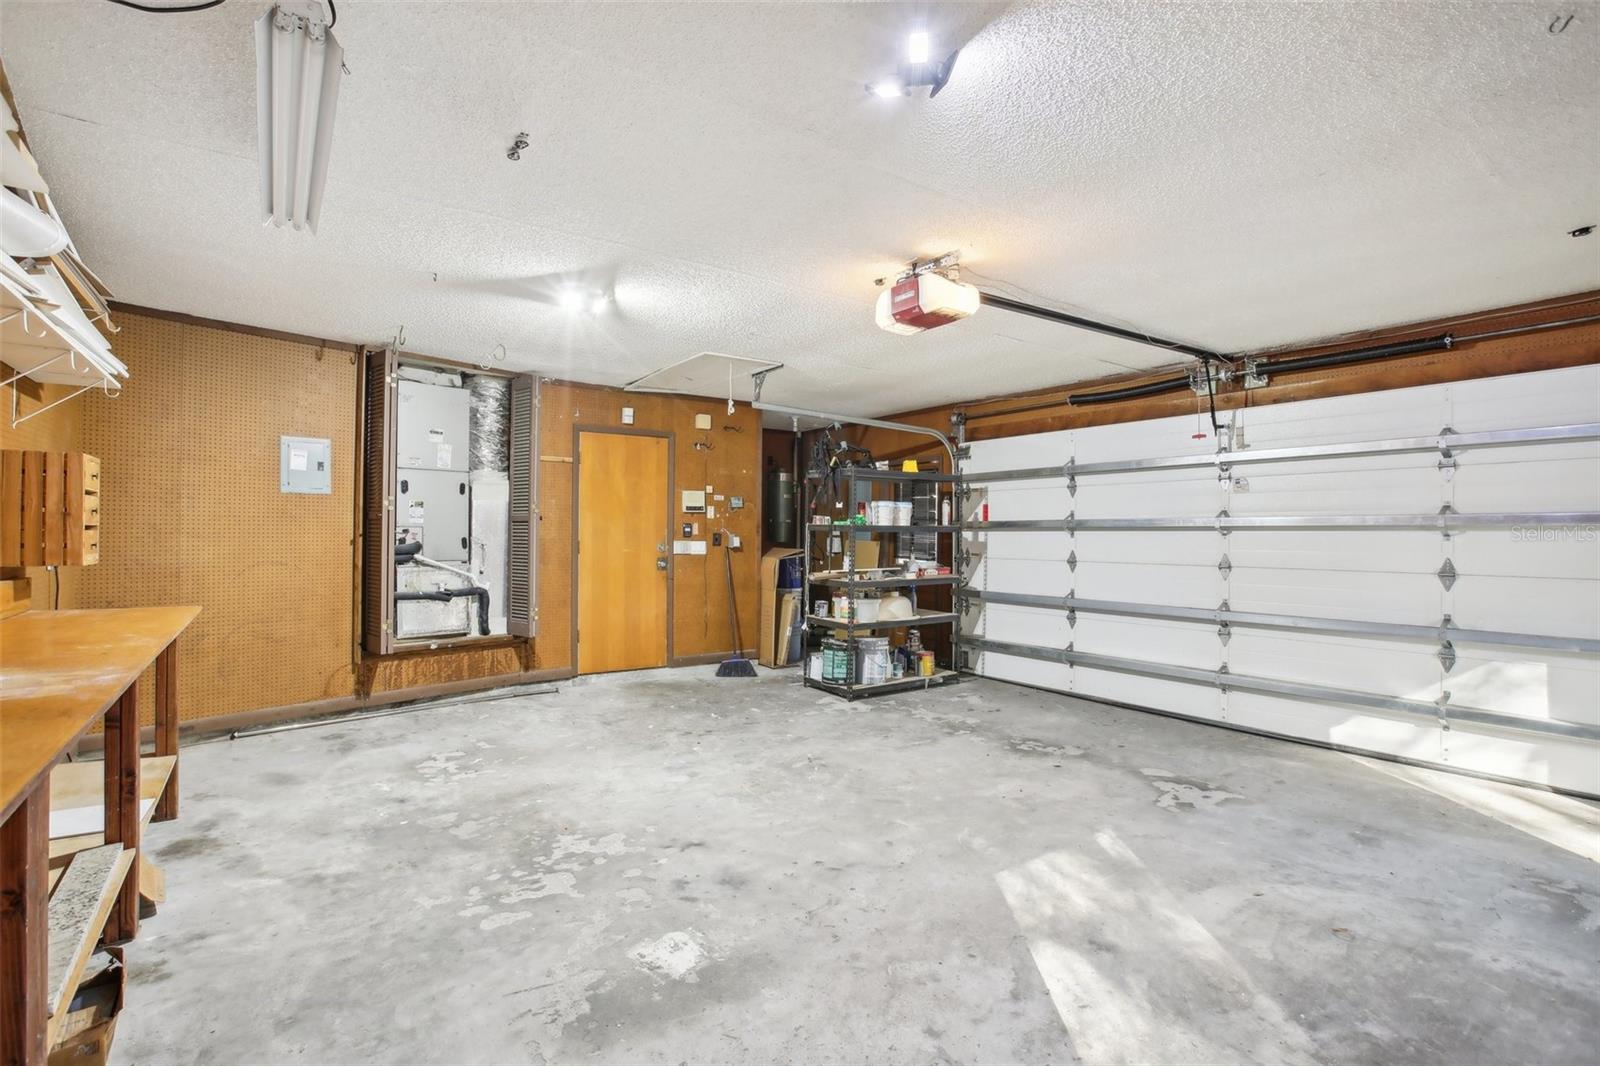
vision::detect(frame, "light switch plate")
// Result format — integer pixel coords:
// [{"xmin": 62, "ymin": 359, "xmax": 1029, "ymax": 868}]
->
[
  {"xmin": 280, "ymin": 436, "xmax": 332, "ymax": 494},
  {"xmin": 694, "ymin": 413, "xmax": 712, "ymax": 430},
  {"xmin": 622, "ymin": 406, "xmax": 635, "ymax": 425}
]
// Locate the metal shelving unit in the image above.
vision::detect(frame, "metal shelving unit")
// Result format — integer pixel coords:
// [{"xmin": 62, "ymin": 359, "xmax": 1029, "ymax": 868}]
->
[{"xmin": 801, "ymin": 465, "xmax": 962, "ymax": 700}]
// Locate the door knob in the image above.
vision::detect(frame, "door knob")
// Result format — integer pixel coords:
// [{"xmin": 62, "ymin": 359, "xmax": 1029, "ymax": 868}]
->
[{"xmin": 657, "ymin": 558, "xmax": 669, "ymax": 570}]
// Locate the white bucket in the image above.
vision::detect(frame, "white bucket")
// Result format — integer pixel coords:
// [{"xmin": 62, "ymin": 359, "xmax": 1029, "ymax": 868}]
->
[
  {"xmin": 856, "ymin": 637, "xmax": 890, "ymax": 684},
  {"xmin": 895, "ymin": 501, "xmax": 913, "ymax": 526},
  {"xmin": 853, "ymin": 597, "xmax": 882, "ymax": 623}
]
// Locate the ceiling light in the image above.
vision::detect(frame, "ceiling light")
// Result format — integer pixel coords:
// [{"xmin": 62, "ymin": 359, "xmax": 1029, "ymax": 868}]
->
[
  {"xmin": 589, "ymin": 294, "xmax": 610, "ymax": 315},
  {"xmin": 907, "ymin": 30, "xmax": 930, "ymax": 65},
  {"xmin": 255, "ymin": 4, "xmax": 343, "ymax": 233},
  {"xmin": 875, "ymin": 272, "xmax": 980, "ymax": 334},
  {"xmin": 559, "ymin": 288, "xmax": 588, "ymax": 312},
  {"xmin": 866, "ymin": 33, "xmax": 960, "ymax": 99}
]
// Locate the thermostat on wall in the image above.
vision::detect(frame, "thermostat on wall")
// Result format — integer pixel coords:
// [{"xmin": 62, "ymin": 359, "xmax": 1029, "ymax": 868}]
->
[{"xmin": 280, "ymin": 436, "xmax": 332, "ymax": 494}]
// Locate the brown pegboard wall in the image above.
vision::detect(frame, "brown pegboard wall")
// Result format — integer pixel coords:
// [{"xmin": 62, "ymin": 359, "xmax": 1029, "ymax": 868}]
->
[{"xmin": 76, "ymin": 313, "xmax": 360, "ymax": 725}]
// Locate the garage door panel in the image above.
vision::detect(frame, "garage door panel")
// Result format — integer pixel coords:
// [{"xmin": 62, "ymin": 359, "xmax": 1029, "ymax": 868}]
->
[
  {"xmin": 1075, "ymin": 529, "xmax": 1220, "ymax": 563},
  {"xmin": 982, "ymin": 481, "xmax": 1071, "ymax": 522},
  {"xmin": 1069, "ymin": 415, "xmax": 1198, "ymax": 463},
  {"xmin": 1074, "ymin": 616, "xmax": 1220, "ymax": 667},
  {"xmin": 1226, "ymin": 693, "xmax": 1442, "ymax": 761},
  {"xmin": 972, "ymin": 604, "xmax": 1072, "ymax": 648},
  {"xmin": 1451, "ymin": 454, "xmax": 1600, "ymax": 512},
  {"xmin": 1239, "ymin": 383, "xmax": 1446, "ymax": 445},
  {"xmin": 1074, "ymin": 561, "xmax": 1223, "ymax": 607},
  {"xmin": 1228, "ymin": 630, "xmax": 1440, "ymax": 697},
  {"xmin": 979, "ymin": 556, "xmax": 1075, "ymax": 596},
  {"xmin": 1072, "ymin": 669, "xmax": 1218, "ymax": 718},
  {"xmin": 1449, "ymin": 575, "xmax": 1599, "ymax": 635},
  {"xmin": 1076, "ymin": 474, "xmax": 1219, "ymax": 519},
  {"xmin": 1444, "ymin": 650, "xmax": 1600, "ymax": 727},
  {"xmin": 1227, "ymin": 530, "xmax": 1441, "ymax": 573},
  {"xmin": 966, "ymin": 429, "xmax": 1071, "ymax": 471},
  {"xmin": 1450, "ymin": 532, "xmax": 1600, "ymax": 580},
  {"xmin": 1232, "ymin": 463, "xmax": 1441, "ymax": 516},
  {"xmin": 976, "ymin": 650, "xmax": 1075, "ymax": 694},
  {"xmin": 1447, "ymin": 365, "xmax": 1600, "ymax": 431},
  {"xmin": 1442, "ymin": 730, "xmax": 1598, "ymax": 794},
  {"xmin": 1227, "ymin": 566, "xmax": 1438, "ymax": 625}
]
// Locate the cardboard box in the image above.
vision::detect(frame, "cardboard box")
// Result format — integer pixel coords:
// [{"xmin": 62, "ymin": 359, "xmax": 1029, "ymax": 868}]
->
[
  {"xmin": 759, "ymin": 548, "xmax": 802, "ymax": 667},
  {"xmin": 776, "ymin": 592, "xmax": 800, "ymax": 666},
  {"xmin": 49, "ymin": 948, "xmax": 122, "ymax": 1065}
]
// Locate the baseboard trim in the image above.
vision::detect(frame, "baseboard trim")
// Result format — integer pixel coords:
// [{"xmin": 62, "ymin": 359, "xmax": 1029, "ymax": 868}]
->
[{"xmin": 74, "ymin": 667, "xmax": 576, "ymax": 753}]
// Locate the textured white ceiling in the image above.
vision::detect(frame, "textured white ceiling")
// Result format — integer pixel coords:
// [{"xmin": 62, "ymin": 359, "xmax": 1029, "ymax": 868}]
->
[{"xmin": 2, "ymin": 0, "xmax": 1597, "ymax": 417}]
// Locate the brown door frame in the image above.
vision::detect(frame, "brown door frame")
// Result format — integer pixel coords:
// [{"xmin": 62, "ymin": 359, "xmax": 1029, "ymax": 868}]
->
[{"xmin": 571, "ymin": 425, "xmax": 675, "ymax": 672}]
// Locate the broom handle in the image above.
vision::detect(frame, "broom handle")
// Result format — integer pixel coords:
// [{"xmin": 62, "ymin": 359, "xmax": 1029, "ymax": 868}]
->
[{"xmin": 725, "ymin": 543, "xmax": 744, "ymax": 656}]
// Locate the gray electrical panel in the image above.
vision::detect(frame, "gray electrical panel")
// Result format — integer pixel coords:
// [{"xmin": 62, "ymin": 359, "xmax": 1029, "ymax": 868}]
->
[
  {"xmin": 397, "ymin": 381, "xmax": 470, "ymax": 471},
  {"xmin": 397, "ymin": 468, "xmax": 470, "ymax": 562},
  {"xmin": 280, "ymin": 435, "xmax": 332, "ymax": 494}
]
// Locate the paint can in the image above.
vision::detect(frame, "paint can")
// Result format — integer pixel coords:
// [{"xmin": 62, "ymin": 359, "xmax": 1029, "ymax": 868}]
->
[
  {"xmin": 814, "ymin": 599, "xmax": 830, "ymax": 619},
  {"xmin": 856, "ymin": 637, "xmax": 891, "ymax": 685},
  {"xmin": 821, "ymin": 638, "xmax": 853, "ymax": 683}
]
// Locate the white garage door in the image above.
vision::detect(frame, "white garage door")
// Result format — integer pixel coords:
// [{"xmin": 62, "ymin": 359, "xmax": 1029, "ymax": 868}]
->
[{"xmin": 958, "ymin": 364, "xmax": 1600, "ymax": 796}]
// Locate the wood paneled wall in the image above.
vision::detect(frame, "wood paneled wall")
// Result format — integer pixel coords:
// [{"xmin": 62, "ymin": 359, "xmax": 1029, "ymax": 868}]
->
[
  {"xmin": 533, "ymin": 383, "xmax": 762, "ymax": 670},
  {"xmin": 31, "ymin": 310, "xmax": 761, "ymax": 727}
]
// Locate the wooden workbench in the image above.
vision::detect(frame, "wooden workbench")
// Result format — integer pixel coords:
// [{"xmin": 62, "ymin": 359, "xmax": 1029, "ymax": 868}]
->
[{"xmin": 0, "ymin": 606, "xmax": 198, "ymax": 1065}]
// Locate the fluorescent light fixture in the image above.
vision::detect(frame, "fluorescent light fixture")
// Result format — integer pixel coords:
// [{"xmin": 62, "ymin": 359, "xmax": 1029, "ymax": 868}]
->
[
  {"xmin": 870, "ymin": 78, "xmax": 905, "ymax": 98},
  {"xmin": 908, "ymin": 30, "xmax": 930, "ymax": 64},
  {"xmin": 255, "ymin": 4, "xmax": 343, "ymax": 232},
  {"xmin": 589, "ymin": 294, "xmax": 610, "ymax": 315},
  {"xmin": 559, "ymin": 288, "xmax": 588, "ymax": 312}
]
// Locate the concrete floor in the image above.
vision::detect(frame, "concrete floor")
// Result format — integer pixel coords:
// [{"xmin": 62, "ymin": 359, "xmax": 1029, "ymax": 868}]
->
[{"xmin": 113, "ymin": 667, "xmax": 1599, "ymax": 1065}]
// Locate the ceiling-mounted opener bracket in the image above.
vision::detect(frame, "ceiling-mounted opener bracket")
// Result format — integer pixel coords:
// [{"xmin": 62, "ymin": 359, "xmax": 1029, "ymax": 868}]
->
[{"xmin": 751, "ymin": 367, "xmax": 773, "ymax": 404}]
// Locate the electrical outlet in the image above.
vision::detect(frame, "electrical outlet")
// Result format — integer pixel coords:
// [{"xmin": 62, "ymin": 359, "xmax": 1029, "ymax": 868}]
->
[{"xmin": 712, "ymin": 532, "xmax": 722, "ymax": 546}]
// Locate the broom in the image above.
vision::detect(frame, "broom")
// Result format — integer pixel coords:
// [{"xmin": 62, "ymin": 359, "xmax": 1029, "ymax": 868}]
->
[{"xmin": 716, "ymin": 541, "xmax": 758, "ymax": 677}]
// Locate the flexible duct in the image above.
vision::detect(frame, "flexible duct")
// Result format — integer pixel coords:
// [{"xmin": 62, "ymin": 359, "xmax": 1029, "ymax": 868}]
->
[{"xmin": 468, "ymin": 374, "xmax": 510, "ymax": 472}]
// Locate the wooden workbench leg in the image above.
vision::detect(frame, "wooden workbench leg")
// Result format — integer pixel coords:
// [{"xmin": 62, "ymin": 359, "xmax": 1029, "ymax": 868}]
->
[
  {"xmin": 102, "ymin": 684, "xmax": 141, "ymax": 944},
  {"xmin": 153, "ymin": 642, "xmax": 179, "ymax": 822},
  {"xmin": 0, "ymin": 791, "xmax": 48, "ymax": 1066}
]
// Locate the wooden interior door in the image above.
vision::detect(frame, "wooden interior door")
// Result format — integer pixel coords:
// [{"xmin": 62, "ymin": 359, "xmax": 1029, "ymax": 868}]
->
[{"xmin": 576, "ymin": 431, "xmax": 670, "ymax": 673}]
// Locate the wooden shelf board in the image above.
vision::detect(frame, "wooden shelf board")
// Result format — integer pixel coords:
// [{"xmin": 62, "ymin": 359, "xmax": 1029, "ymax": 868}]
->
[
  {"xmin": 47, "ymin": 755, "xmax": 174, "ymax": 862},
  {"xmin": 46, "ymin": 843, "xmax": 133, "ymax": 1039}
]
